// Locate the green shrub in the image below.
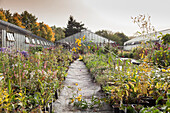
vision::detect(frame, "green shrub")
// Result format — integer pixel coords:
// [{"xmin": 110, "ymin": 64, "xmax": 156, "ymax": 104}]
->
[
  {"xmin": 29, "ymin": 46, "xmax": 43, "ymax": 54},
  {"xmin": 128, "ymin": 53, "xmax": 134, "ymax": 58},
  {"xmin": 152, "ymin": 49, "xmax": 170, "ymax": 67},
  {"xmin": 123, "ymin": 53, "xmax": 129, "ymax": 58}
]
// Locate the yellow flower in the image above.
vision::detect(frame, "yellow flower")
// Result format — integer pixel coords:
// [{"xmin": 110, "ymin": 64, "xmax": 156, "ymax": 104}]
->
[
  {"xmin": 79, "ymin": 55, "xmax": 83, "ymax": 60},
  {"xmin": 79, "ymin": 94, "xmax": 82, "ymax": 97},
  {"xmin": 77, "ymin": 47, "xmax": 80, "ymax": 50},
  {"xmin": 78, "ymin": 88, "xmax": 82, "ymax": 91},
  {"xmin": 111, "ymin": 96, "xmax": 114, "ymax": 100},
  {"xmin": 162, "ymin": 69, "xmax": 166, "ymax": 72},
  {"xmin": 78, "ymin": 98, "xmax": 81, "ymax": 101},
  {"xmin": 4, "ymin": 98, "xmax": 9, "ymax": 102},
  {"xmin": 19, "ymin": 92, "xmax": 22, "ymax": 97},
  {"xmin": 71, "ymin": 99, "xmax": 74, "ymax": 103},
  {"xmin": 83, "ymin": 35, "xmax": 85, "ymax": 40},
  {"xmin": 88, "ymin": 46, "xmax": 90, "ymax": 49},
  {"xmin": 75, "ymin": 38, "xmax": 81, "ymax": 44},
  {"xmin": 72, "ymin": 47, "xmax": 76, "ymax": 52},
  {"xmin": 78, "ymin": 42, "xmax": 81, "ymax": 46},
  {"xmin": 75, "ymin": 83, "xmax": 78, "ymax": 86},
  {"xmin": 141, "ymin": 54, "xmax": 144, "ymax": 59},
  {"xmin": 76, "ymin": 96, "xmax": 81, "ymax": 101}
]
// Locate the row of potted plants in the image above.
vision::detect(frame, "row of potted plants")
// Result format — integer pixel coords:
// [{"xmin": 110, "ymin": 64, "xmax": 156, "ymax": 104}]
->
[
  {"xmin": 0, "ymin": 45, "xmax": 73, "ymax": 112},
  {"xmin": 82, "ymin": 53, "xmax": 169, "ymax": 112}
]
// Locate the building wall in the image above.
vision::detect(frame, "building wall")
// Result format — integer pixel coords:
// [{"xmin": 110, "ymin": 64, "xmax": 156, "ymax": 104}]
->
[{"xmin": 0, "ymin": 29, "xmax": 54, "ymax": 51}]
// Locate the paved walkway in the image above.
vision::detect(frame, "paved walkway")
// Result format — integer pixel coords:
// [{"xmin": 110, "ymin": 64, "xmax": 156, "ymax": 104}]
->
[{"xmin": 53, "ymin": 60, "xmax": 113, "ymax": 113}]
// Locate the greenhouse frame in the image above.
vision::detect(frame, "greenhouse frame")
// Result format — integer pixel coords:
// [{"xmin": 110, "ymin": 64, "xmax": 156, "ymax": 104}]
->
[
  {"xmin": 0, "ymin": 20, "xmax": 55, "ymax": 51},
  {"xmin": 56, "ymin": 30, "xmax": 116, "ymax": 48},
  {"xmin": 124, "ymin": 29, "xmax": 170, "ymax": 50}
]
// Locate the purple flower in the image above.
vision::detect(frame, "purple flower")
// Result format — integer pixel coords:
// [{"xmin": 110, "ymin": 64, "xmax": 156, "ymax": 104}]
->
[
  {"xmin": 21, "ymin": 51, "xmax": 29, "ymax": 57},
  {"xmin": 0, "ymin": 48, "xmax": 6, "ymax": 52}
]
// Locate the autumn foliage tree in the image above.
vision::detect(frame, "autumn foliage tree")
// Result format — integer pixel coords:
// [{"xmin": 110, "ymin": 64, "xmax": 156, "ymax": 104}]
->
[
  {"xmin": 0, "ymin": 9, "xmax": 8, "ymax": 22},
  {"xmin": 0, "ymin": 8, "xmax": 56, "ymax": 42},
  {"xmin": 12, "ymin": 13, "xmax": 25, "ymax": 28}
]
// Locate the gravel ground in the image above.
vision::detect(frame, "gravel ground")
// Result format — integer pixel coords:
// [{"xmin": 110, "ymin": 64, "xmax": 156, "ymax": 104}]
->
[{"xmin": 53, "ymin": 60, "xmax": 113, "ymax": 113}]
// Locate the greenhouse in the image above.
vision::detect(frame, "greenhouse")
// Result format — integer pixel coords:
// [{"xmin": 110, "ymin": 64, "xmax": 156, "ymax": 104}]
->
[
  {"xmin": 0, "ymin": 20, "xmax": 55, "ymax": 51},
  {"xmin": 124, "ymin": 29, "xmax": 170, "ymax": 50},
  {"xmin": 56, "ymin": 30, "xmax": 116, "ymax": 47}
]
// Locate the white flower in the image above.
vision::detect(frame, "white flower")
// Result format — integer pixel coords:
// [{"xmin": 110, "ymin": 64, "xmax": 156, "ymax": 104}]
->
[
  {"xmin": 15, "ymin": 63, "xmax": 18, "ymax": 67},
  {"xmin": 23, "ymin": 70, "xmax": 28, "ymax": 75},
  {"xmin": 37, "ymin": 70, "xmax": 42, "ymax": 75},
  {"xmin": 0, "ymin": 76, "xmax": 4, "ymax": 81},
  {"xmin": 30, "ymin": 71, "xmax": 35, "ymax": 78}
]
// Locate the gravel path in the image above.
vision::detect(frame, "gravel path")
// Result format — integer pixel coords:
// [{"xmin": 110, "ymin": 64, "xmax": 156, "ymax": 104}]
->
[{"xmin": 53, "ymin": 60, "xmax": 113, "ymax": 113}]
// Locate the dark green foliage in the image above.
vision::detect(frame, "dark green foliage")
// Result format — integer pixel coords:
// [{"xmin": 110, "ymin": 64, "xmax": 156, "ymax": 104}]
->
[
  {"xmin": 123, "ymin": 53, "xmax": 129, "ymax": 58},
  {"xmin": 51, "ymin": 26, "xmax": 65, "ymax": 41},
  {"xmin": 129, "ymin": 53, "xmax": 134, "ymax": 58},
  {"xmin": 29, "ymin": 46, "xmax": 43, "ymax": 54},
  {"xmin": 65, "ymin": 15, "xmax": 86, "ymax": 37},
  {"xmin": 95, "ymin": 30, "xmax": 129, "ymax": 46},
  {"xmin": 162, "ymin": 34, "xmax": 170, "ymax": 45},
  {"xmin": 21, "ymin": 11, "xmax": 37, "ymax": 31},
  {"xmin": 127, "ymin": 106, "xmax": 136, "ymax": 113}
]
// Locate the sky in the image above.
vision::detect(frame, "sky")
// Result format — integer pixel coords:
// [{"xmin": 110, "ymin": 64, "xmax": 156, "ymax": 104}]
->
[{"xmin": 0, "ymin": 0, "xmax": 170, "ymax": 36}]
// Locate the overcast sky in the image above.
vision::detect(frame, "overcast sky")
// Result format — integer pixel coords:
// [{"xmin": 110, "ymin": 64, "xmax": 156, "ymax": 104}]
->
[{"xmin": 0, "ymin": 0, "xmax": 170, "ymax": 36}]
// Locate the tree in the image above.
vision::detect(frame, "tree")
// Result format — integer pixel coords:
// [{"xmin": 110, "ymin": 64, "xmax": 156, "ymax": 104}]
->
[
  {"xmin": 162, "ymin": 34, "xmax": 170, "ymax": 45},
  {"xmin": 51, "ymin": 26, "xmax": 65, "ymax": 41},
  {"xmin": 114, "ymin": 32, "xmax": 129, "ymax": 46},
  {"xmin": 12, "ymin": 13, "xmax": 25, "ymax": 28},
  {"xmin": 21, "ymin": 11, "xmax": 37, "ymax": 31},
  {"xmin": 4, "ymin": 10, "xmax": 13, "ymax": 23},
  {"xmin": 45, "ymin": 24, "xmax": 55, "ymax": 42},
  {"xmin": 65, "ymin": 15, "xmax": 86, "ymax": 37},
  {"xmin": 0, "ymin": 9, "xmax": 8, "ymax": 21},
  {"xmin": 0, "ymin": 8, "xmax": 56, "ymax": 41},
  {"xmin": 95, "ymin": 30, "xmax": 129, "ymax": 46}
]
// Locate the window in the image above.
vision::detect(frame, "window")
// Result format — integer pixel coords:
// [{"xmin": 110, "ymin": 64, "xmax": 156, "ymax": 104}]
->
[
  {"xmin": 32, "ymin": 39, "xmax": 35, "ymax": 44},
  {"xmin": 25, "ymin": 37, "xmax": 30, "ymax": 44},
  {"xmin": 7, "ymin": 33, "xmax": 15, "ymax": 41},
  {"xmin": 44, "ymin": 41, "xmax": 46, "ymax": 45},
  {"xmin": 41, "ymin": 41, "xmax": 44, "ymax": 45},
  {"xmin": 37, "ymin": 40, "xmax": 40, "ymax": 45}
]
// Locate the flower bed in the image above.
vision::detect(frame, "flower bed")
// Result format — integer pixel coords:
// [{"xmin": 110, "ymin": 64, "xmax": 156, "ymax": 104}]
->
[{"xmin": 0, "ymin": 45, "xmax": 73, "ymax": 112}]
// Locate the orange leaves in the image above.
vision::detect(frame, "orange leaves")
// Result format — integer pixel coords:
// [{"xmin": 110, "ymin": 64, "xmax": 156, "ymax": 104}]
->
[
  {"xmin": 0, "ymin": 9, "xmax": 56, "ymax": 42},
  {"xmin": 12, "ymin": 13, "xmax": 25, "ymax": 28},
  {"xmin": 0, "ymin": 11, "xmax": 8, "ymax": 21}
]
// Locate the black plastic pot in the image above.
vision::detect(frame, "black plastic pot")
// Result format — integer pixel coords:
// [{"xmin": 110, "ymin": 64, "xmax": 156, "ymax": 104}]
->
[{"xmin": 55, "ymin": 89, "xmax": 58, "ymax": 99}]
